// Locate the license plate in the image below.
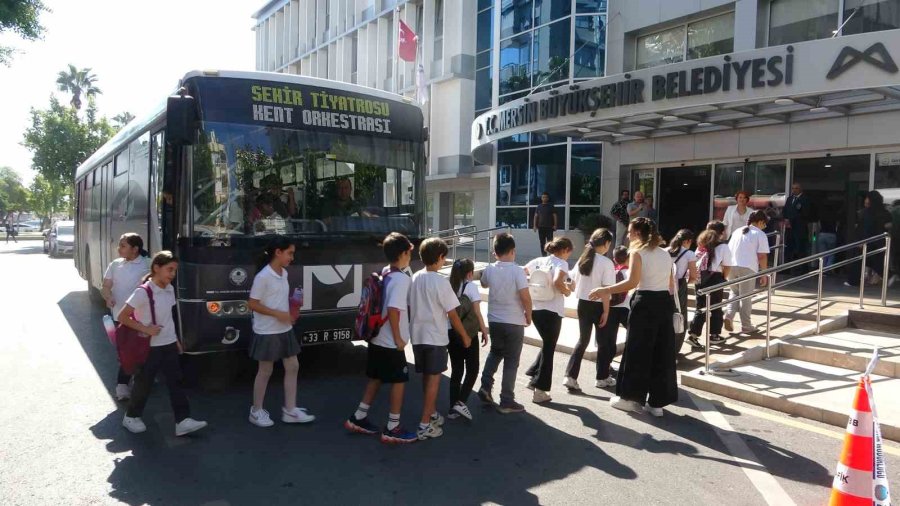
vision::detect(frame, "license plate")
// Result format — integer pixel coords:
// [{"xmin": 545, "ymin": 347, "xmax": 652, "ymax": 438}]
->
[{"xmin": 301, "ymin": 328, "xmax": 354, "ymax": 344}]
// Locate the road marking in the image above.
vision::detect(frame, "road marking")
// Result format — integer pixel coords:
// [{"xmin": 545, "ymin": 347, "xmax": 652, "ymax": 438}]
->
[
  {"xmin": 687, "ymin": 392, "xmax": 797, "ymax": 506},
  {"xmin": 714, "ymin": 399, "xmax": 900, "ymax": 457}
]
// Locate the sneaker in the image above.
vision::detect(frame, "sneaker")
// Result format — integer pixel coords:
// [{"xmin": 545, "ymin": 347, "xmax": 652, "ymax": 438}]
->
[
  {"xmin": 741, "ymin": 327, "xmax": 759, "ymax": 334},
  {"xmin": 496, "ymin": 401, "xmax": 526, "ymax": 414},
  {"xmin": 344, "ymin": 415, "xmax": 378, "ymax": 435},
  {"xmin": 381, "ymin": 426, "xmax": 417, "ymax": 444},
  {"xmin": 417, "ymin": 423, "xmax": 443, "ymax": 440},
  {"xmin": 175, "ymin": 418, "xmax": 208, "ymax": 436},
  {"xmin": 595, "ymin": 376, "xmax": 617, "ymax": 388},
  {"xmin": 122, "ymin": 416, "xmax": 147, "ymax": 434},
  {"xmin": 686, "ymin": 334, "xmax": 704, "ymax": 349},
  {"xmin": 709, "ymin": 334, "xmax": 727, "ymax": 344},
  {"xmin": 451, "ymin": 402, "xmax": 473, "ymax": 421},
  {"xmin": 282, "ymin": 407, "xmax": 315, "ymax": 424},
  {"xmin": 446, "ymin": 411, "xmax": 461, "ymax": 420},
  {"xmin": 844, "ymin": 281, "xmax": 854, "ymax": 287},
  {"xmin": 249, "ymin": 407, "xmax": 274, "ymax": 427},
  {"xmin": 609, "ymin": 396, "xmax": 642, "ymax": 413},
  {"xmin": 115, "ymin": 384, "xmax": 131, "ymax": 401},
  {"xmin": 563, "ymin": 377, "xmax": 581, "ymax": 392},
  {"xmin": 430, "ymin": 412, "xmax": 445, "ymax": 427},
  {"xmin": 477, "ymin": 388, "xmax": 495, "ymax": 405},
  {"xmin": 644, "ymin": 405, "xmax": 664, "ymax": 417},
  {"xmin": 532, "ymin": 389, "xmax": 552, "ymax": 404},
  {"xmin": 723, "ymin": 319, "xmax": 734, "ymax": 332}
]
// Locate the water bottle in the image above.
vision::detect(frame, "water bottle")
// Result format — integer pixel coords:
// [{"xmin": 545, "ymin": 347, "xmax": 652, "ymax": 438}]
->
[
  {"xmin": 102, "ymin": 315, "xmax": 117, "ymax": 345},
  {"xmin": 289, "ymin": 287, "xmax": 303, "ymax": 321}
]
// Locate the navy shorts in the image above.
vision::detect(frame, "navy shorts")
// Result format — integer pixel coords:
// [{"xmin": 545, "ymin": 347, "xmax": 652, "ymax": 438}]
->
[
  {"xmin": 413, "ymin": 344, "xmax": 448, "ymax": 375},
  {"xmin": 366, "ymin": 344, "xmax": 410, "ymax": 384}
]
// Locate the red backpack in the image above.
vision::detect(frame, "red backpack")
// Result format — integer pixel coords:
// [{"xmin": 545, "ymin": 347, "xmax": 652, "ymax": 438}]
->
[{"xmin": 355, "ymin": 266, "xmax": 401, "ymax": 341}]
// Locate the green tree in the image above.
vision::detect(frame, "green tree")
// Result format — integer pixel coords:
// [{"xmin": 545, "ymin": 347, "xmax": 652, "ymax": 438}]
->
[
  {"xmin": 0, "ymin": 167, "xmax": 30, "ymax": 222},
  {"xmin": 55, "ymin": 64, "xmax": 102, "ymax": 110},
  {"xmin": 112, "ymin": 111, "xmax": 135, "ymax": 129},
  {"xmin": 0, "ymin": 0, "xmax": 46, "ymax": 65},
  {"xmin": 27, "ymin": 174, "xmax": 65, "ymax": 226}
]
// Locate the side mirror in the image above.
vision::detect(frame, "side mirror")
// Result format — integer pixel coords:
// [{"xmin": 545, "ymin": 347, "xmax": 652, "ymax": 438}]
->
[{"xmin": 166, "ymin": 90, "xmax": 197, "ymax": 146}]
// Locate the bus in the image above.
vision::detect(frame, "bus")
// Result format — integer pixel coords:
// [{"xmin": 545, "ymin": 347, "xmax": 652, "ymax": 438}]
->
[{"xmin": 74, "ymin": 70, "xmax": 426, "ymax": 353}]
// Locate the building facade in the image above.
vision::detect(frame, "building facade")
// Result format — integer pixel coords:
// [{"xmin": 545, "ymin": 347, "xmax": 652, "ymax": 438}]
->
[
  {"xmin": 474, "ymin": 0, "xmax": 900, "ymax": 258},
  {"xmin": 252, "ymin": 0, "xmax": 492, "ymax": 236}
]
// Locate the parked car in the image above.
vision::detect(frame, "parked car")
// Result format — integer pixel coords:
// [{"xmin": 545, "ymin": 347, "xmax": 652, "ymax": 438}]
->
[
  {"xmin": 46, "ymin": 220, "xmax": 75, "ymax": 257},
  {"xmin": 11, "ymin": 222, "xmax": 40, "ymax": 233}
]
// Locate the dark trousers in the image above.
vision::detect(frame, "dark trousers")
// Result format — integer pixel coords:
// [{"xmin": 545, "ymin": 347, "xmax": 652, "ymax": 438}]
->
[
  {"xmin": 786, "ymin": 222, "xmax": 809, "ymax": 264},
  {"xmin": 566, "ymin": 300, "xmax": 615, "ymax": 380},
  {"xmin": 5, "ymin": 231, "xmax": 16, "ymax": 243},
  {"xmin": 117, "ymin": 366, "xmax": 131, "ymax": 385},
  {"xmin": 537, "ymin": 228, "xmax": 554, "ymax": 249},
  {"xmin": 448, "ymin": 329, "xmax": 480, "ymax": 406},
  {"xmin": 126, "ymin": 343, "xmax": 190, "ymax": 422},
  {"xmin": 616, "ymin": 291, "xmax": 678, "ymax": 408},
  {"xmin": 526, "ymin": 310, "xmax": 562, "ymax": 391},
  {"xmin": 674, "ymin": 279, "xmax": 689, "ymax": 353},
  {"xmin": 689, "ymin": 273, "xmax": 726, "ymax": 337}
]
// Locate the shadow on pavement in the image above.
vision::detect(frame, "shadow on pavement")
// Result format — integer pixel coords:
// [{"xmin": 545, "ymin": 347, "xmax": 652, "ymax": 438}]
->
[{"xmin": 0, "ymin": 243, "xmax": 46, "ymax": 255}]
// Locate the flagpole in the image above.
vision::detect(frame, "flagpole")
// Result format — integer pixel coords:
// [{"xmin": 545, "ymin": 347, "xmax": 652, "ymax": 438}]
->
[{"xmin": 394, "ymin": 7, "xmax": 401, "ymax": 94}]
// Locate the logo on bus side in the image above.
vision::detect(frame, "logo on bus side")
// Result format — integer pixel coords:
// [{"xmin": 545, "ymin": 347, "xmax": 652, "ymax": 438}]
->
[
  {"xmin": 229, "ymin": 268, "xmax": 249, "ymax": 287},
  {"xmin": 302, "ymin": 265, "xmax": 362, "ymax": 310}
]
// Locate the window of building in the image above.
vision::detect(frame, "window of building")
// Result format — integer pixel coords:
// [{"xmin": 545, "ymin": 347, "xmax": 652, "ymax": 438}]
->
[
  {"xmin": 530, "ymin": 144, "xmax": 567, "ymax": 207},
  {"xmin": 687, "ymin": 12, "xmax": 735, "ymax": 60},
  {"xmin": 497, "ymin": 149, "xmax": 530, "ymax": 206},
  {"xmin": 843, "ymin": 0, "xmax": 900, "ymax": 35},
  {"xmin": 768, "ymin": 0, "xmax": 838, "ymax": 45},
  {"xmin": 453, "ymin": 192, "xmax": 475, "ymax": 228},
  {"xmin": 477, "ymin": 8, "xmax": 493, "ymax": 53},
  {"xmin": 500, "ymin": 0, "xmax": 533, "ymax": 39},
  {"xmin": 574, "ymin": 15, "xmax": 606, "ymax": 78},
  {"xmin": 476, "ymin": 3, "xmax": 493, "ymax": 112},
  {"xmin": 637, "ymin": 12, "xmax": 734, "ymax": 70},
  {"xmin": 534, "ymin": 0, "xmax": 571, "ymax": 27},
  {"xmin": 532, "ymin": 19, "xmax": 571, "ymax": 86},
  {"xmin": 636, "ymin": 25, "xmax": 686, "ymax": 69},
  {"xmin": 500, "ymin": 32, "xmax": 532, "ymax": 95},
  {"xmin": 875, "ymin": 153, "xmax": 900, "ymax": 197},
  {"xmin": 576, "ymin": 0, "xmax": 607, "ymax": 13},
  {"xmin": 434, "ymin": 0, "xmax": 444, "ymax": 61},
  {"xmin": 569, "ymin": 143, "xmax": 602, "ymax": 205},
  {"xmin": 496, "ymin": 207, "xmax": 529, "ymax": 228},
  {"xmin": 713, "ymin": 160, "xmax": 787, "ymax": 221}
]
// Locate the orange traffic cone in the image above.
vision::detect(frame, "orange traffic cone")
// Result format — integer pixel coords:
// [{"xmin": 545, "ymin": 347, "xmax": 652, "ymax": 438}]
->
[{"xmin": 829, "ymin": 377, "xmax": 879, "ymax": 506}]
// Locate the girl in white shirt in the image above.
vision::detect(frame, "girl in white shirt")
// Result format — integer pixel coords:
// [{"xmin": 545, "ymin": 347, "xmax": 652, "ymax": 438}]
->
[
  {"xmin": 687, "ymin": 229, "xmax": 733, "ymax": 348},
  {"xmin": 667, "ymin": 229, "xmax": 698, "ymax": 356},
  {"xmin": 102, "ymin": 233, "xmax": 150, "ymax": 401},
  {"xmin": 564, "ymin": 229, "xmax": 614, "ymax": 393},
  {"xmin": 591, "ymin": 217, "xmax": 676, "ymax": 417},
  {"xmin": 119, "ymin": 251, "xmax": 207, "ymax": 437},
  {"xmin": 524, "ymin": 237, "xmax": 573, "ymax": 404},
  {"xmin": 247, "ymin": 236, "xmax": 315, "ymax": 427},
  {"xmin": 446, "ymin": 258, "xmax": 489, "ymax": 421}
]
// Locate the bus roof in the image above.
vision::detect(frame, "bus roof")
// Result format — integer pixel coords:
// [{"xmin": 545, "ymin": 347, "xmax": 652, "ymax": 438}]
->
[{"xmin": 74, "ymin": 70, "xmax": 419, "ymax": 182}]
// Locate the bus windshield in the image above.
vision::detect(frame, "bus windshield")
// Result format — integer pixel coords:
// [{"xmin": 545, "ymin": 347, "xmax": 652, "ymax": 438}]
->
[{"xmin": 191, "ymin": 121, "xmax": 422, "ymax": 237}]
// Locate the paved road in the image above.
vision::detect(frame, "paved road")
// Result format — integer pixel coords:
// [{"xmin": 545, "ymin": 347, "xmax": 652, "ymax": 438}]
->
[{"xmin": 1, "ymin": 241, "xmax": 897, "ymax": 505}]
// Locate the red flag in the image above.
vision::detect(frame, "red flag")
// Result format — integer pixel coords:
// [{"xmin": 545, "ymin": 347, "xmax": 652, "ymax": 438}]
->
[{"xmin": 398, "ymin": 20, "xmax": 417, "ymax": 63}]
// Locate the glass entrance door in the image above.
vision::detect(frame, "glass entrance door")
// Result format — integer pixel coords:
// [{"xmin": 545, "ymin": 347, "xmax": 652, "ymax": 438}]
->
[{"xmin": 657, "ymin": 165, "xmax": 712, "ymax": 241}]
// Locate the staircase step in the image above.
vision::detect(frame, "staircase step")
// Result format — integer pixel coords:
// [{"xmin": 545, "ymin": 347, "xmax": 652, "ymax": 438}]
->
[
  {"xmin": 780, "ymin": 329, "xmax": 900, "ymax": 378},
  {"xmin": 683, "ymin": 357, "xmax": 900, "ymax": 442},
  {"xmin": 849, "ymin": 308, "xmax": 900, "ymax": 332}
]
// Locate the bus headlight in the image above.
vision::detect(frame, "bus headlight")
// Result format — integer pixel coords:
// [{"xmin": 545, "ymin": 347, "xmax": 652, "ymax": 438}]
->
[{"xmin": 206, "ymin": 301, "xmax": 250, "ymax": 318}]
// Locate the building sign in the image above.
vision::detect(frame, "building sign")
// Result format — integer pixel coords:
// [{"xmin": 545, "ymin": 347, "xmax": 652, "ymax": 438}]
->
[
  {"xmin": 827, "ymin": 42, "xmax": 898, "ymax": 80},
  {"xmin": 476, "ymin": 49, "xmax": 795, "ymax": 140},
  {"xmin": 191, "ymin": 77, "xmax": 424, "ymax": 141}
]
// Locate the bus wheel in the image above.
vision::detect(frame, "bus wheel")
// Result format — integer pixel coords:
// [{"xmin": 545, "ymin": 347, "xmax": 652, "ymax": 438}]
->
[{"xmin": 85, "ymin": 252, "xmax": 104, "ymax": 306}]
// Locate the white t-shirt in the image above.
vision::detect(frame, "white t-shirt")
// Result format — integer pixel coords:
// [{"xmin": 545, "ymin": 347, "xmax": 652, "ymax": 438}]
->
[
  {"xmin": 671, "ymin": 247, "xmax": 696, "ymax": 281},
  {"xmin": 572, "ymin": 254, "xmax": 616, "ymax": 301},
  {"xmin": 481, "ymin": 261, "xmax": 528, "ymax": 326},
  {"xmin": 724, "ymin": 205, "xmax": 752, "ymax": 238},
  {"xmin": 370, "ymin": 269, "xmax": 411, "ymax": 349},
  {"xmin": 708, "ymin": 244, "xmax": 733, "ymax": 273},
  {"xmin": 636, "ymin": 247, "xmax": 673, "ymax": 291},
  {"xmin": 104, "ymin": 256, "xmax": 150, "ymax": 320},
  {"xmin": 728, "ymin": 226, "xmax": 770, "ymax": 272},
  {"xmin": 249, "ymin": 265, "xmax": 292, "ymax": 335},
  {"xmin": 525, "ymin": 255, "xmax": 569, "ymax": 317},
  {"xmin": 125, "ymin": 282, "xmax": 177, "ymax": 347},
  {"xmin": 409, "ymin": 270, "xmax": 459, "ymax": 346},
  {"xmin": 446, "ymin": 280, "xmax": 482, "ymax": 329}
]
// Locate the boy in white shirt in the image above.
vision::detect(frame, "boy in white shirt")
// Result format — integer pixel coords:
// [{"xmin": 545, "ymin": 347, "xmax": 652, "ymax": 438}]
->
[
  {"xmin": 477, "ymin": 233, "xmax": 533, "ymax": 414},
  {"xmin": 345, "ymin": 233, "xmax": 418, "ymax": 444},
  {"xmin": 409, "ymin": 238, "xmax": 472, "ymax": 440}
]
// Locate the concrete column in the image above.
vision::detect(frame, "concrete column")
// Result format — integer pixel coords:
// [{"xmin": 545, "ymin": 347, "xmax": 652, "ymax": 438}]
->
[
  {"xmin": 733, "ymin": 0, "xmax": 759, "ymax": 52},
  {"xmin": 601, "ymin": 142, "xmax": 623, "ymax": 220}
]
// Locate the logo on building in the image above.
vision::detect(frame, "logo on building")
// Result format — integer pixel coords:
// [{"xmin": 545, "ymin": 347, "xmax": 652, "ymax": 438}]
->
[
  {"xmin": 827, "ymin": 42, "xmax": 898, "ymax": 79},
  {"xmin": 302, "ymin": 264, "xmax": 362, "ymax": 310}
]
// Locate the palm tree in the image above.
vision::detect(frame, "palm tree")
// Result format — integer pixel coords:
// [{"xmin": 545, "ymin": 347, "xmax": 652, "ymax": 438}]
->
[
  {"xmin": 55, "ymin": 64, "xmax": 102, "ymax": 110},
  {"xmin": 112, "ymin": 112, "xmax": 135, "ymax": 129}
]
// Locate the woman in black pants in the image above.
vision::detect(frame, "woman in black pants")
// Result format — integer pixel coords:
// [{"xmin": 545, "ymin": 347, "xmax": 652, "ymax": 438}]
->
[
  {"xmin": 564, "ymin": 228, "xmax": 615, "ymax": 392},
  {"xmin": 591, "ymin": 218, "xmax": 676, "ymax": 417},
  {"xmin": 524, "ymin": 237, "xmax": 573, "ymax": 404}
]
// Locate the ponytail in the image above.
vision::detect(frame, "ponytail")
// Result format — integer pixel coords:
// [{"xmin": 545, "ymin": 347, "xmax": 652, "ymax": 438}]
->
[
  {"xmin": 577, "ymin": 228, "xmax": 613, "ymax": 276},
  {"xmin": 544, "ymin": 236, "xmax": 574, "ymax": 255},
  {"xmin": 667, "ymin": 228, "xmax": 695, "ymax": 254},
  {"xmin": 628, "ymin": 217, "xmax": 663, "ymax": 253},
  {"xmin": 449, "ymin": 258, "xmax": 475, "ymax": 294},
  {"xmin": 257, "ymin": 235, "xmax": 294, "ymax": 272}
]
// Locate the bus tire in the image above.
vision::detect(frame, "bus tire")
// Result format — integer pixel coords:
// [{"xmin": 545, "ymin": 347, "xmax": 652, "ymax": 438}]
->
[{"xmin": 85, "ymin": 251, "xmax": 104, "ymax": 306}]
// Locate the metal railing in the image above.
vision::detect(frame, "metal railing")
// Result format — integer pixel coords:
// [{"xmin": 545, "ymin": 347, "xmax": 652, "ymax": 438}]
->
[
  {"xmin": 695, "ymin": 232, "xmax": 892, "ymax": 375},
  {"xmin": 442, "ymin": 225, "xmax": 511, "ymax": 263}
]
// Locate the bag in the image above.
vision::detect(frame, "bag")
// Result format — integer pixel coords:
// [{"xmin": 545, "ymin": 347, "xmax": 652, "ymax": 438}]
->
[
  {"xmin": 528, "ymin": 259, "xmax": 556, "ymax": 302},
  {"xmin": 455, "ymin": 282, "xmax": 481, "ymax": 338},
  {"xmin": 355, "ymin": 267, "xmax": 400, "ymax": 341},
  {"xmin": 672, "ymin": 291, "xmax": 685, "ymax": 334},
  {"xmin": 116, "ymin": 284, "xmax": 155, "ymax": 375},
  {"xmin": 610, "ymin": 268, "xmax": 627, "ymax": 306}
]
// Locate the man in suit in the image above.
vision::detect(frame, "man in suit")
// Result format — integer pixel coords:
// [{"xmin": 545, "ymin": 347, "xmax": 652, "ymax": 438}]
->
[{"xmin": 783, "ymin": 182, "xmax": 812, "ymax": 271}]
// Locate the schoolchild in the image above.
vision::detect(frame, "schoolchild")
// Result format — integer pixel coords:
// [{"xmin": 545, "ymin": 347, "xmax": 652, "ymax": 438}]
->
[
  {"xmin": 409, "ymin": 238, "xmax": 472, "ymax": 440},
  {"xmin": 345, "ymin": 233, "xmax": 418, "ymax": 443},
  {"xmin": 102, "ymin": 233, "xmax": 150, "ymax": 401},
  {"xmin": 687, "ymin": 229, "xmax": 733, "ymax": 348},
  {"xmin": 446, "ymin": 258, "xmax": 489, "ymax": 421},
  {"xmin": 477, "ymin": 233, "xmax": 532, "ymax": 414},
  {"xmin": 667, "ymin": 229, "xmax": 698, "ymax": 355},
  {"xmin": 564, "ymin": 229, "xmax": 615, "ymax": 392},
  {"xmin": 247, "ymin": 236, "xmax": 315, "ymax": 427},
  {"xmin": 120, "ymin": 251, "xmax": 208, "ymax": 436},
  {"xmin": 524, "ymin": 237, "xmax": 574, "ymax": 404}
]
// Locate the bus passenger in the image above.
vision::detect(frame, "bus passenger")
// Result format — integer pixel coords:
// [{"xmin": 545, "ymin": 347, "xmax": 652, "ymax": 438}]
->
[
  {"xmin": 249, "ymin": 193, "xmax": 286, "ymax": 235},
  {"xmin": 261, "ymin": 174, "xmax": 297, "ymax": 218},
  {"xmin": 120, "ymin": 251, "xmax": 208, "ymax": 436},
  {"xmin": 102, "ymin": 233, "xmax": 150, "ymax": 402},
  {"xmin": 321, "ymin": 177, "xmax": 372, "ymax": 218},
  {"xmin": 247, "ymin": 236, "xmax": 315, "ymax": 427}
]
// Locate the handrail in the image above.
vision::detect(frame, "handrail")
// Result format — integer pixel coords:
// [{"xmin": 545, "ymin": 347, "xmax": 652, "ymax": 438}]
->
[
  {"xmin": 433, "ymin": 225, "xmax": 476, "ymax": 238},
  {"xmin": 441, "ymin": 225, "xmax": 511, "ymax": 263},
  {"xmin": 696, "ymin": 232, "xmax": 891, "ymax": 375}
]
